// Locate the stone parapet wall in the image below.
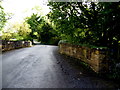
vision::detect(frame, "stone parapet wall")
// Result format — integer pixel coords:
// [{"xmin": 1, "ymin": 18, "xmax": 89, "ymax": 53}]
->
[
  {"xmin": 59, "ymin": 43, "xmax": 109, "ymax": 73},
  {"xmin": 1, "ymin": 40, "xmax": 32, "ymax": 52}
]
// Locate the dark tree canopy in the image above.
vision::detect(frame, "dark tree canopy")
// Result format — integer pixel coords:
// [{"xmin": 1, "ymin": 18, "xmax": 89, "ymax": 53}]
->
[
  {"xmin": 47, "ymin": 2, "xmax": 120, "ymax": 47},
  {"xmin": 26, "ymin": 13, "xmax": 60, "ymax": 45}
]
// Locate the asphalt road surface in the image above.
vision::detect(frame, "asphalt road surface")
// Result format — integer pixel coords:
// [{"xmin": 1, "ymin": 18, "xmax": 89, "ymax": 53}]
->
[{"xmin": 2, "ymin": 45, "xmax": 118, "ymax": 88}]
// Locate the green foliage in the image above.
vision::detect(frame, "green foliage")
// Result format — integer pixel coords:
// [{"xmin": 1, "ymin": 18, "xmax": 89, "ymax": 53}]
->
[
  {"xmin": 2, "ymin": 22, "xmax": 31, "ymax": 40},
  {"xmin": 26, "ymin": 14, "xmax": 43, "ymax": 43},
  {"xmin": 26, "ymin": 13, "xmax": 60, "ymax": 45},
  {"xmin": 0, "ymin": 1, "xmax": 6, "ymax": 31},
  {"xmin": 47, "ymin": 2, "xmax": 120, "ymax": 47},
  {"xmin": 40, "ymin": 22, "xmax": 59, "ymax": 45},
  {"xmin": 58, "ymin": 40, "xmax": 108, "ymax": 49},
  {"xmin": 48, "ymin": 2, "xmax": 120, "ymax": 80}
]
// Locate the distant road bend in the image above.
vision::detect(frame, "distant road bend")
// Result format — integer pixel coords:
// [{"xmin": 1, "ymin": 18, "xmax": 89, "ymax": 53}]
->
[{"xmin": 2, "ymin": 45, "xmax": 117, "ymax": 88}]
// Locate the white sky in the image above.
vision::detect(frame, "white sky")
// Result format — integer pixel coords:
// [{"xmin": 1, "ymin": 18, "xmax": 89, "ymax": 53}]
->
[{"xmin": 2, "ymin": 0, "xmax": 50, "ymax": 24}]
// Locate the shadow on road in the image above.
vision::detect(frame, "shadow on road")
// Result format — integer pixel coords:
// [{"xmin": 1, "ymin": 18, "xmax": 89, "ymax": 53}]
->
[{"xmin": 52, "ymin": 47, "xmax": 120, "ymax": 88}]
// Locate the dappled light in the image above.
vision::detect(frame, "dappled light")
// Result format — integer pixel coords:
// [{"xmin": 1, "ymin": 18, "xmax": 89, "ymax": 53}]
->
[{"xmin": 0, "ymin": 0, "xmax": 120, "ymax": 89}]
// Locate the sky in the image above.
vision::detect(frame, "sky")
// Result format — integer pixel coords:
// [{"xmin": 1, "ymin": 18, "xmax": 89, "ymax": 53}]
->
[{"xmin": 2, "ymin": 0, "xmax": 50, "ymax": 24}]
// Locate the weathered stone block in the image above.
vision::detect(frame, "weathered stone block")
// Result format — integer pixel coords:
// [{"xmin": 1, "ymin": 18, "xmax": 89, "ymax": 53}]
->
[
  {"xmin": 2, "ymin": 40, "xmax": 32, "ymax": 52},
  {"xmin": 59, "ymin": 43, "xmax": 110, "ymax": 73}
]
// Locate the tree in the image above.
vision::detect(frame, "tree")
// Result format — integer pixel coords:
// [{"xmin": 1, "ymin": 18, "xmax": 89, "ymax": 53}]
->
[
  {"xmin": 47, "ymin": 2, "xmax": 120, "ymax": 47},
  {"xmin": 26, "ymin": 13, "xmax": 59, "ymax": 45},
  {"xmin": 97, "ymin": 2, "xmax": 120, "ymax": 47},
  {"xmin": 0, "ymin": 1, "xmax": 6, "ymax": 31},
  {"xmin": 39, "ymin": 21, "xmax": 59, "ymax": 44},
  {"xmin": 26, "ymin": 13, "xmax": 42, "ymax": 44},
  {"xmin": 2, "ymin": 22, "xmax": 31, "ymax": 40}
]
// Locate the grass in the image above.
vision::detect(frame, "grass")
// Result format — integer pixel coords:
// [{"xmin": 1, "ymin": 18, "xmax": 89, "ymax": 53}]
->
[{"xmin": 59, "ymin": 40, "xmax": 108, "ymax": 49}]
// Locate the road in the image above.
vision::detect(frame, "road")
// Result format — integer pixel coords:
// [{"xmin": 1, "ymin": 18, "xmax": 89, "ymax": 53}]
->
[{"xmin": 2, "ymin": 45, "xmax": 117, "ymax": 88}]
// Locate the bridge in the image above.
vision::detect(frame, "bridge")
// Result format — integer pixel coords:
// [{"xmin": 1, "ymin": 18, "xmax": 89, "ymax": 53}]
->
[{"xmin": 2, "ymin": 45, "xmax": 116, "ymax": 88}]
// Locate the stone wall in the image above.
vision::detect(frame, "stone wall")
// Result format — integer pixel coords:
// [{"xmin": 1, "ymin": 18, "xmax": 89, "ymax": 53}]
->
[
  {"xmin": 1, "ymin": 40, "xmax": 32, "ymax": 52},
  {"xmin": 59, "ymin": 43, "xmax": 109, "ymax": 73}
]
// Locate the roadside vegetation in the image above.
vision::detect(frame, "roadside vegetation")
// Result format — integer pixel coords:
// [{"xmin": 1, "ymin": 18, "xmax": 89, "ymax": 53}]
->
[{"xmin": 1, "ymin": 1, "xmax": 120, "ymax": 80}]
